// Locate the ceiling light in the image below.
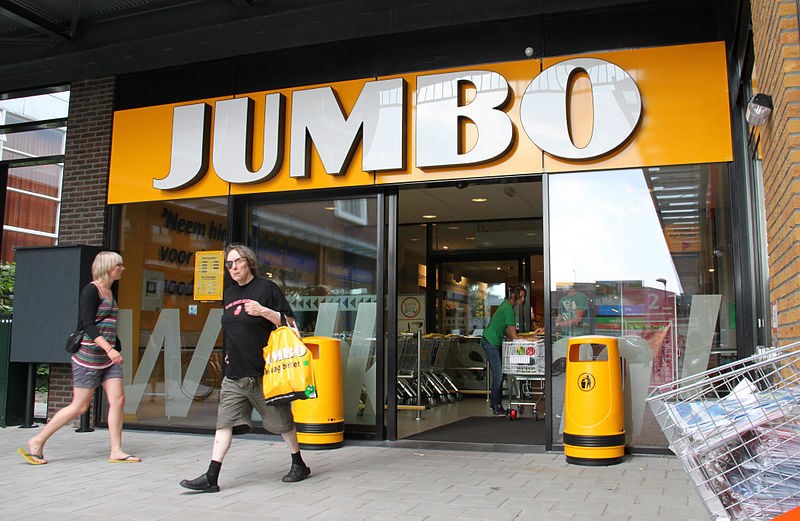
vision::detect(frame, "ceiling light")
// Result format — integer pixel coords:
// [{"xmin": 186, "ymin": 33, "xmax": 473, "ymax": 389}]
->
[
  {"xmin": 422, "ymin": 214, "xmax": 437, "ymax": 219},
  {"xmin": 447, "ymin": 225, "xmax": 460, "ymax": 230},
  {"xmin": 442, "ymin": 245, "xmax": 448, "ymax": 249},
  {"xmin": 708, "ymin": 268, "xmax": 715, "ymax": 272},
  {"xmin": 465, "ymin": 236, "xmax": 475, "ymax": 240},
  {"xmin": 324, "ymin": 206, "xmax": 336, "ymax": 210},
  {"xmin": 471, "ymin": 197, "xmax": 487, "ymax": 203}
]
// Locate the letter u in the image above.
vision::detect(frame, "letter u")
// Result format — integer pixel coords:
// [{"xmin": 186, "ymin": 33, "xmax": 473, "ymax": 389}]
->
[{"xmin": 213, "ymin": 94, "xmax": 285, "ymax": 184}]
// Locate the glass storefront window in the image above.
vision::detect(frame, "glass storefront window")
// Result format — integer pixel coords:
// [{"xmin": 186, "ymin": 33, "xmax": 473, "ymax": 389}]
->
[
  {"xmin": 3, "ymin": 164, "xmax": 62, "ymax": 259},
  {"xmin": 549, "ymin": 165, "xmax": 734, "ymax": 449},
  {"xmin": 115, "ymin": 197, "xmax": 227, "ymax": 429},
  {"xmin": 0, "ymin": 91, "xmax": 70, "ymax": 121},
  {"xmin": 0, "ymin": 88, "xmax": 68, "ymax": 262},
  {"xmin": 112, "ymin": 195, "xmax": 379, "ymax": 433},
  {"xmin": 248, "ymin": 197, "xmax": 378, "ymax": 428}
]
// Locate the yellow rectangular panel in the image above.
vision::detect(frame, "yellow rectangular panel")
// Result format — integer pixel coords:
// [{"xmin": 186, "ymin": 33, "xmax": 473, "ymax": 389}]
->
[
  {"xmin": 193, "ymin": 250, "xmax": 225, "ymax": 301},
  {"xmin": 108, "ymin": 42, "xmax": 731, "ymax": 203},
  {"xmin": 109, "ymin": 97, "xmax": 232, "ymax": 204},
  {"xmin": 543, "ymin": 42, "xmax": 732, "ymax": 172}
]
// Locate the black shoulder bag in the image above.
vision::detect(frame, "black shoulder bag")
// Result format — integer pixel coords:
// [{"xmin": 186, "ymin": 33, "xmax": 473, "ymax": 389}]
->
[
  {"xmin": 65, "ymin": 325, "xmax": 83, "ymax": 353},
  {"xmin": 67, "ymin": 283, "xmax": 100, "ymax": 353}
]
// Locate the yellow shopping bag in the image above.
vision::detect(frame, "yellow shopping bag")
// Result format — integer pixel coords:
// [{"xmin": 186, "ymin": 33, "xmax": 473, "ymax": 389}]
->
[{"xmin": 262, "ymin": 326, "xmax": 318, "ymax": 405}]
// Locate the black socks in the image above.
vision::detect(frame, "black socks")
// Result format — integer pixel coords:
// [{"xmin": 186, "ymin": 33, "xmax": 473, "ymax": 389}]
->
[
  {"xmin": 291, "ymin": 451, "xmax": 306, "ymax": 467},
  {"xmin": 205, "ymin": 455, "xmax": 302, "ymax": 486},
  {"xmin": 207, "ymin": 460, "xmax": 222, "ymax": 485}
]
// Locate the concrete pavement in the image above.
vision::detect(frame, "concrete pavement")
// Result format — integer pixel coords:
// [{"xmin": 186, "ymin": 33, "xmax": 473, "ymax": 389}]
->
[{"xmin": 0, "ymin": 425, "xmax": 709, "ymax": 520}]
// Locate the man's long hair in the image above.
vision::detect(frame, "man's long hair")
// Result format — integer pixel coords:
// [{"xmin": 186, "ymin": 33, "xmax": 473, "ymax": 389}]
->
[
  {"xmin": 225, "ymin": 243, "xmax": 259, "ymax": 277},
  {"xmin": 508, "ymin": 284, "xmax": 526, "ymax": 300}
]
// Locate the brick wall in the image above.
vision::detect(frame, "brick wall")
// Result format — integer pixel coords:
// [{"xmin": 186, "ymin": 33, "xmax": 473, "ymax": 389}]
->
[
  {"xmin": 751, "ymin": 1, "xmax": 800, "ymax": 344},
  {"xmin": 48, "ymin": 76, "xmax": 116, "ymax": 422},
  {"xmin": 59, "ymin": 77, "xmax": 115, "ymax": 246}
]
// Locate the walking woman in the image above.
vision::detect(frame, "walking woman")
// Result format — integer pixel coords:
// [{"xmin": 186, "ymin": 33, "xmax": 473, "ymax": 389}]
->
[{"xmin": 17, "ymin": 250, "xmax": 140, "ymax": 465}]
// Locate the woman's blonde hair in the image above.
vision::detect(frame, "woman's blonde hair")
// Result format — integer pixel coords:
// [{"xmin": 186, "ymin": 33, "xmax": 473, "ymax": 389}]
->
[{"xmin": 92, "ymin": 251, "xmax": 123, "ymax": 283}]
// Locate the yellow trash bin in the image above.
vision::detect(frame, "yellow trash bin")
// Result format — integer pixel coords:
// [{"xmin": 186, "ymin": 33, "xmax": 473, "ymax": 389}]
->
[
  {"xmin": 563, "ymin": 335, "xmax": 625, "ymax": 465},
  {"xmin": 292, "ymin": 336, "xmax": 344, "ymax": 449}
]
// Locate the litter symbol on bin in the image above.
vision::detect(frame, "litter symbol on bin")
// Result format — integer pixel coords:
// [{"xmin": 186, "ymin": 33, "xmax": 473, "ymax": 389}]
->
[{"xmin": 578, "ymin": 373, "xmax": 595, "ymax": 391}]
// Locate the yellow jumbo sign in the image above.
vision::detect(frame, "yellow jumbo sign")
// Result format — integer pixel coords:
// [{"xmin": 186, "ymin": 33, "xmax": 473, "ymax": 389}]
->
[{"xmin": 108, "ymin": 42, "xmax": 732, "ymax": 204}]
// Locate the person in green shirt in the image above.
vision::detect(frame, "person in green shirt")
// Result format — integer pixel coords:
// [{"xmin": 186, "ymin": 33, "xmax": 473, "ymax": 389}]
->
[
  {"xmin": 481, "ymin": 285, "xmax": 526, "ymax": 416},
  {"xmin": 555, "ymin": 286, "xmax": 591, "ymax": 338}
]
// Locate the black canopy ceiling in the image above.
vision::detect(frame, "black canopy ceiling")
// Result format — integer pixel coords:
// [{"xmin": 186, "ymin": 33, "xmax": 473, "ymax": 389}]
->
[{"xmin": 0, "ymin": 0, "xmax": 741, "ymax": 94}]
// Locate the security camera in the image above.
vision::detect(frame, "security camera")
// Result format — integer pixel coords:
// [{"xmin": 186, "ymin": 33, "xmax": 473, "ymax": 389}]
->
[
  {"xmin": 746, "ymin": 93, "xmax": 773, "ymax": 126},
  {"xmin": 524, "ymin": 47, "xmax": 534, "ymax": 58}
]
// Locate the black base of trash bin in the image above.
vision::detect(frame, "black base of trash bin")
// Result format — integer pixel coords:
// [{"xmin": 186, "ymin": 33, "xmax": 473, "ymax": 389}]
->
[
  {"xmin": 565, "ymin": 455, "xmax": 626, "ymax": 466},
  {"xmin": 295, "ymin": 421, "xmax": 344, "ymax": 450}
]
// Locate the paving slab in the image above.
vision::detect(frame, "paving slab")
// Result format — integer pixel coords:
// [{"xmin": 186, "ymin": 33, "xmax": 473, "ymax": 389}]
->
[{"xmin": 0, "ymin": 425, "xmax": 710, "ymax": 520}]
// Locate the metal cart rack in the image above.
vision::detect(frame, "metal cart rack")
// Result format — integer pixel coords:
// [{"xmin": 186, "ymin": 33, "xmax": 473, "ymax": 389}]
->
[
  {"xmin": 647, "ymin": 342, "xmax": 800, "ymax": 521},
  {"xmin": 502, "ymin": 339, "xmax": 546, "ymax": 420}
]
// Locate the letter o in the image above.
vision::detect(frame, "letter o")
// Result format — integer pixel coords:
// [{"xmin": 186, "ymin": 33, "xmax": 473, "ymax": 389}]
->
[{"xmin": 520, "ymin": 57, "xmax": 642, "ymax": 159}]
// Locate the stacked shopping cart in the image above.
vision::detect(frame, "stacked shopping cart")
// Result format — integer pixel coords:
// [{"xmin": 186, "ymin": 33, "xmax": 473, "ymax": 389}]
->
[{"xmin": 646, "ymin": 342, "xmax": 800, "ymax": 520}]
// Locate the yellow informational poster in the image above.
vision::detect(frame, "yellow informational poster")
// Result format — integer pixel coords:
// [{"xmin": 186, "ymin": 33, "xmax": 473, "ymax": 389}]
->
[{"xmin": 193, "ymin": 250, "xmax": 225, "ymax": 301}]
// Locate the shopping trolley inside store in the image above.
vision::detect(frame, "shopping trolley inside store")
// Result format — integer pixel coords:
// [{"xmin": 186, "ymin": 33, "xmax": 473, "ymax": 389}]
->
[
  {"xmin": 502, "ymin": 339, "xmax": 546, "ymax": 420},
  {"xmin": 646, "ymin": 342, "xmax": 800, "ymax": 521},
  {"xmin": 396, "ymin": 333, "xmax": 461, "ymax": 407}
]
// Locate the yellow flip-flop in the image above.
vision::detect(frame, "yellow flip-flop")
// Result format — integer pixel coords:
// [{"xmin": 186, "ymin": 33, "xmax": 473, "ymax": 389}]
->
[
  {"xmin": 108, "ymin": 455, "xmax": 141, "ymax": 463},
  {"xmin": 17, "ymin": 447, "xmax": 47, "ymax": 465}
]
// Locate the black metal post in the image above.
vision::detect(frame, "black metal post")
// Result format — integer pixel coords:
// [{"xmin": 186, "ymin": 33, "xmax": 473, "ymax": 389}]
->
[
  {"xmin": 76, "ymin": 412, "xmax": 93, "ymax": 432},
  {"xmin": 75, "ymin": 388, "xmax": 96, "ymax": 432},
  {"xmin": 18, "ymin": 362, "xmax": 37, "ymax": 428}
]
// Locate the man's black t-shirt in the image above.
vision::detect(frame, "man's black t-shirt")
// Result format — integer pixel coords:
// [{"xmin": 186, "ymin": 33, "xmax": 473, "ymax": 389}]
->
[{"xmin": 221, "ymin": 276, "xmax": 294, "ymax": 379}]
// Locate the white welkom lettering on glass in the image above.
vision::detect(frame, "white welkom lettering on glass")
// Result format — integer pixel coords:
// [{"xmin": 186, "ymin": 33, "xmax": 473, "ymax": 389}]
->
[
  {"xmin": 154, "ymin": 58, "xmax": 642, "ymax": 190},
  {"xmin": 119, "ymin": 304, "xmax": 377, "ymax": 421},
  {"xmin": 120, "ymin": 308, "xmax": 222, "ymax": 417}
]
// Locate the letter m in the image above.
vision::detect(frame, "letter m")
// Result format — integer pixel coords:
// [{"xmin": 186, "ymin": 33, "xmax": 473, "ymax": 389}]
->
[
  {"xmin": 290, "ymin": 78, "xmax": 406, "ymax": 178},
  {"xmin": 120, "ymin": 308, "xmax": 222, "ymax": 417}
]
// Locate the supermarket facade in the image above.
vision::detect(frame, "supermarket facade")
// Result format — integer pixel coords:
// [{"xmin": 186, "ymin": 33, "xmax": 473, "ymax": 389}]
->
[{"xmin": 0, "ymin": 1, "xmax": 773, "ymax": 451}]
